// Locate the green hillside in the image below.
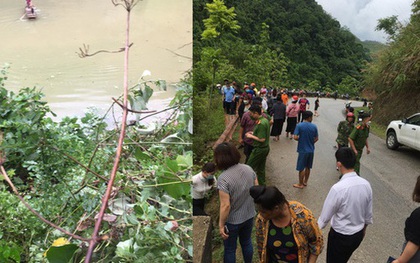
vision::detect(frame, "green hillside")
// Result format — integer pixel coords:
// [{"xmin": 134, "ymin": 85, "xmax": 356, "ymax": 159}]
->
[
  {"xmin": 364, "ymin": 0, "xmax": 420, "ymax": 125},
  {"xmin": 193, "ymin": 0, "xmax": 371, "ymax": 91}
]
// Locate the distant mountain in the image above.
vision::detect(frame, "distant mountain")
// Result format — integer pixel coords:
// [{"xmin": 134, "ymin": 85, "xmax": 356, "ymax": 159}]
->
[{"xmin": 361, "ymin": 40, "xmax": 388, "ymax": 55}]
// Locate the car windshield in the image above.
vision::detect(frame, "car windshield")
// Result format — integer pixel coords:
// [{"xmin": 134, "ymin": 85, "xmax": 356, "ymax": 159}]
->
[{"xmin": 407, "ymin": 115, "xmax": 420, "ymax": 126}]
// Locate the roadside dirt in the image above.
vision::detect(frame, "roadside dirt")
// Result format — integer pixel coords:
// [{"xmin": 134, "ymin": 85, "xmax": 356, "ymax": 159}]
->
[{"xmin": 368, "ymin": 89, "xmax": 420, "ymax": 126}]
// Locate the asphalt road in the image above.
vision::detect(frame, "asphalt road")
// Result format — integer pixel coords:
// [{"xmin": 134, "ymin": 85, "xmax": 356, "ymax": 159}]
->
[{"xmin": 265, "ymin": 98, "xmax": 420, "ymax": 263}]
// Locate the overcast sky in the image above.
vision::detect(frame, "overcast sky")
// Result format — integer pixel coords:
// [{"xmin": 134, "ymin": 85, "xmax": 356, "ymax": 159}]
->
[{"xmin": 314, "ymin": 0, "xmax": 413, "ymax": 42}]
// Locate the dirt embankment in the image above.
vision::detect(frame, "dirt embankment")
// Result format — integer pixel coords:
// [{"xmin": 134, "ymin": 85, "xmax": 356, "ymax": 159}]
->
[{"xmin": 368, "ymin": 89, "xmax": 420, "ymax": 126}]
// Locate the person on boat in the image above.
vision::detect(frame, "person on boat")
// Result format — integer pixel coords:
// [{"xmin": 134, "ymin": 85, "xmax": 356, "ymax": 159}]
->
[{"xmin": 26, "ymin": 0, "xmax": 35, "ymax": 15}]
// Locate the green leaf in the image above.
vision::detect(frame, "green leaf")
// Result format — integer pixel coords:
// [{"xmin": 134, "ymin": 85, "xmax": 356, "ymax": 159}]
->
[
  {"xmin": 142, "ymin": 85, "xmax": 154, "ymax": 103},
  {"xmin": 134, "ymin": 203, "xmax": 156, "ymax": 221},
  {"xmin": 157, "ymin": 171, "xmax": 189, "ymax": 199},
  {"xmin": 134, "ymin": 148, "xmax": 151, "ymax": 161},
  {"xmin": 176, "ymin": 152, "xmax": 192, "ymax": 168},
  {"xmin": 46, "ymin": 244, "xmax": 78, "ymax": 263},
  {"xmin": 123, "ymin": 212, "xmax": 139, "ymax": 225},
  {"xmin": 156, "ymin": 80, "xmax": 167, "ymax": 91},
  {"xmin": 116, "ymin": 238, "xmax": 139, "ymax": 257},
  {"xmin": 165, "ymin": 158, "xmax": 179, "ymax": 173},
  {"xmin": 131, "ymin": 96, "xmax": 147, "ymax": 111}
]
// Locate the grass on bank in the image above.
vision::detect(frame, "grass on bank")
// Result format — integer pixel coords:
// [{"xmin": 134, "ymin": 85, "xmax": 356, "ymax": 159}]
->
[{"xmin": 193, "ymin": 94, "xmax": 226, "ymax": 162}]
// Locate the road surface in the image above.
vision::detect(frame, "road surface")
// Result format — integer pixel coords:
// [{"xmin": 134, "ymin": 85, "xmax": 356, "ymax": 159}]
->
[{"xmin": 265, "ymin": 98, "xmax": 420, "ymax": 263}]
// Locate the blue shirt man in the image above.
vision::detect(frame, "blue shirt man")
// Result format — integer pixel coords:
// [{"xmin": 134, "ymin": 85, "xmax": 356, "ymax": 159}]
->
[
  {"xmin": 223, "ymin": 85, "xmax": 235, "ymax": 103},
  {"xmin": 222, "ymin": 80, "xmax": 237, "ymax": 129},
  {"xmin": 293, "ymin": 111, "xmax": 318, "ymax": 189}
]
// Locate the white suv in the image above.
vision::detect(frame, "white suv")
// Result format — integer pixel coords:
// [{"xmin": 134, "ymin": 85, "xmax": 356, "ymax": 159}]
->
[{"xmin": 386, "ymin": 113, "xmax": 420, "ymax": 151}]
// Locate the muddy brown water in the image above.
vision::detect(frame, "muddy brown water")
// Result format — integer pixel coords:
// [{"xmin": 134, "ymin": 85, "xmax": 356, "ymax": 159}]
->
[{"xmin": 0, "ymin": 0, "xmax": 192, "ymax": 120}]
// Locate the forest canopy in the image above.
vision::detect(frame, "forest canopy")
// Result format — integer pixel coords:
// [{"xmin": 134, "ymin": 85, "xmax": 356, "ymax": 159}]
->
[{"xmin": 193, "ymin": 0, "xmax": 371, "ymax": 92}]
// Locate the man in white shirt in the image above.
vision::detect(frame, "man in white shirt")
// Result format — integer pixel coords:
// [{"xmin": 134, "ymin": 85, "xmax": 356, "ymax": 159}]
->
[{"xmin": 318, "ymin": 147, "xmax": 373, "ymax": 263}]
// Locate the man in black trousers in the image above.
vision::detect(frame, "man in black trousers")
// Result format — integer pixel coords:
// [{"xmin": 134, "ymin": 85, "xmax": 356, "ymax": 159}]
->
[{"xmin": 317, "ymin": 147, "xmax": 373, "ymax": 262}]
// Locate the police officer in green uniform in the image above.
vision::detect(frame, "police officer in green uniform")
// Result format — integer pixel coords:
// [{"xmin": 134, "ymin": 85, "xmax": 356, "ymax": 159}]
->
[
  {"xmin": 348, "ymin": 111, "xmax": 371, "ymax": 175},
  {"xmin": 246, "ymin": 104, "xmax": 270, "ymax": 185},
  {"xmin": 336, "ymin": 112, "xmax": 355, "ymax": 148}
]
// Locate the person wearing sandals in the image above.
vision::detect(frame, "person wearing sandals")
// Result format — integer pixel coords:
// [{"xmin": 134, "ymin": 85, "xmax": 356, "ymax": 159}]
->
[{"xmin": 292, "ymin": 111, "xmax": 318, "ymax": 189}]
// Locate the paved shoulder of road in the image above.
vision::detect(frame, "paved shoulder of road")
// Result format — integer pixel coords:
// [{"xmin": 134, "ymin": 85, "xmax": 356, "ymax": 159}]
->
[{"xmin": 265, "ymin": 98, "xmax": 420, "ymax": 263}]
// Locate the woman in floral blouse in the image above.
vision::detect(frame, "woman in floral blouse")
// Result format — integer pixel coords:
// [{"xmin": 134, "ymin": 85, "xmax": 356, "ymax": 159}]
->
[{"xmin": 250, "ymin": 185, "xmax": 323, "ymax": 263}]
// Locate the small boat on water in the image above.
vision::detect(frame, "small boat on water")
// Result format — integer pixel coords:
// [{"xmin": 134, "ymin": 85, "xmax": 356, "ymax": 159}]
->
[
  {"xmin": 25, "ymin": 0, "xmax": 36, "ymax": 19},
  {"xmin": 25, "ymin": 6, "xmax": 37, "ymax": 19}
]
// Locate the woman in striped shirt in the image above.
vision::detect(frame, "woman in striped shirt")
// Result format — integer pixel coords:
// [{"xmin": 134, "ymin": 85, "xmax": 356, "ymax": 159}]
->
[{"xmin": 215, "ymin": 142, "xmax": 259, "ymax": 263}]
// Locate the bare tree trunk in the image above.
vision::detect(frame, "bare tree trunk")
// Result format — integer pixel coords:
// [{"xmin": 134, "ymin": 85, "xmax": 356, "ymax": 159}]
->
[{"xmin": 84, "ymin": 6, "xmax": 132, "ymax": 263}]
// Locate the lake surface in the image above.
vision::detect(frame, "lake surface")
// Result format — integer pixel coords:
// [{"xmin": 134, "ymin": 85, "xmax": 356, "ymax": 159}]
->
[{"xmin": 0, "ymin": 0, "xmax": 192, "ymax": 120}]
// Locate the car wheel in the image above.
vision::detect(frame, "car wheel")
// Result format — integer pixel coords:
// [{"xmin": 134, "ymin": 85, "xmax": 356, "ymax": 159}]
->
[{"xmin": 386, "ymin": 131, "xmax": 399, "ymax": 150}]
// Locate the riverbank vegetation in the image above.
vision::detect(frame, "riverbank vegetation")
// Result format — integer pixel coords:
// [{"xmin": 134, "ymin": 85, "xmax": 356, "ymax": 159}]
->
[
  {"xmin": 1, "ymin": 0, "xmax": 193, "ymax": 261},
  {"xmin": 0, "ymin": 68, "xmax": 192, "ymax": 262}
]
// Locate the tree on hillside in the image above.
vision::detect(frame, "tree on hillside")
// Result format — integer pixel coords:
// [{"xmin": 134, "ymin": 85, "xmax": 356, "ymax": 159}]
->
[
  {"xmin": 368, "ymin": 0, "xmax": 420, "ymax": 93},
  {"xmin": 201, "ymin": 0, "xmax": 240, "ymax": 41},
  {"xmin": 376, "ymin": 15, "xmax": 403, "ymax": 41},
  {"xmin": 195, "ymin": 0, "xmax": 240, "ymax": 95},
  {"xmin": 364, "ymin": 0, "xmax": 420, "ymax": 125},
  {"xmin": 242, "ymin": 23, "xmax": 290, "ymax": 86}
]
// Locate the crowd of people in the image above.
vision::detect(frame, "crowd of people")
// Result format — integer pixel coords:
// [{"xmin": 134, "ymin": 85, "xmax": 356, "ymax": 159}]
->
[{"xmin": 192, "ymin": 81, "xmax": 419, "ymax": 263}]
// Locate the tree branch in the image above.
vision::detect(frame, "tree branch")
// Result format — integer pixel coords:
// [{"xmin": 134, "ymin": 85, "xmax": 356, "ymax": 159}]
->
[
  {"xmin": 77, "ymin": 43, "xmax": 134, "ymax": 58},
  {"xmin": 85, "ymin": 3, "xmax": 133, "ymax": 261},
  {"xmin": 138, "ymin": 95, "xmax": 192, "ymax": 122},
  {"xmin": 48, "ymin": 145, "xmax": 108, "ymax": 181},
  {"xmin": 165, "ymin": 48, "xmax": 192, "ymax": 60},
  {"xmin": 112, "ymin": 97, "xmax": 157, "ymax": 114},
  {"xmin": 0, "ymin": 165, "xmax": 90, "ymax": 242}
]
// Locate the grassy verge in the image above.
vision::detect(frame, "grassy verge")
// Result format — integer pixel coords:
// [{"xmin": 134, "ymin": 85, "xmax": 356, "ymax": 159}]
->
[{"xmin": 193, "ymin": 95, "xmax": 226, "ymax": 162}]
